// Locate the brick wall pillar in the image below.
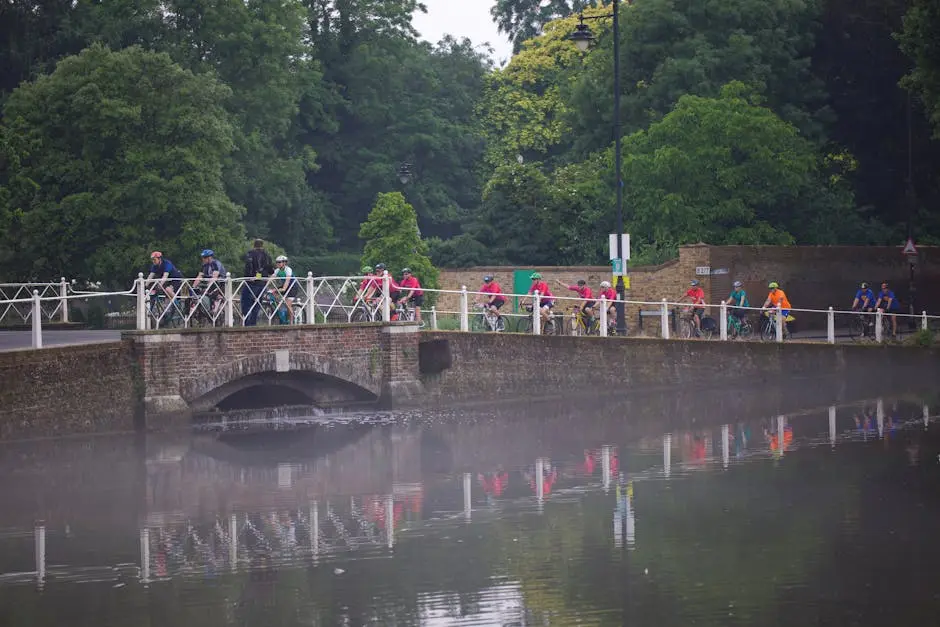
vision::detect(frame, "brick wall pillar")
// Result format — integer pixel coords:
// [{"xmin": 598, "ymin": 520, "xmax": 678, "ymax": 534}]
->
[
  {"xmin": 380, "ymin": 323, "xmax": 422, "ymax": 407},
  {"xmin": 129, "ymin": 334, "xmax": 189, "ymax": 420}
]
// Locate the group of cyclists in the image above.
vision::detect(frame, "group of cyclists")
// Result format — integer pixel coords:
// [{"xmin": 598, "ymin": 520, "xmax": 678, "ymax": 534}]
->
[
  {"xmin": 145, "ymin": 248, "xmax": 296, "ymax": 323},
  {"xmin": 356, "ymin": 264, "xmax": 425, "ymax": 322},
  {"xmin": 851, "ymin": 281, "xmax": 901, "ymax": 337}
]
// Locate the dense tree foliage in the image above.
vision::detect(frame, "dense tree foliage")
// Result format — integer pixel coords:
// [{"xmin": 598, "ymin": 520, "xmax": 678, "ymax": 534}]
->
[
  {"xmin": 360, "ymin": 191, "xmax": 439, "ymax": 292},
  {"xmin": 2, "ymin": 0, "xmax": 940, "ymax": 280}
]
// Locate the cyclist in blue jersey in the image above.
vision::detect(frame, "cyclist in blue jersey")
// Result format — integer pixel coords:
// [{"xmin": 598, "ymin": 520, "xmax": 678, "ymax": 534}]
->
[
  {"xmin": 193, "ymin": 249, "xmax": 226, "ymax": 313},
  {"xmin": 851, "ymin": 282, "xmax": 875, "ymax": 312},
  {"xmin": 146, "ymin": 251, "xmax": 183, "ymax": 299},
  {"xmin": 874, "ymin": 281, "xmax": 900, "ymax": 338}
]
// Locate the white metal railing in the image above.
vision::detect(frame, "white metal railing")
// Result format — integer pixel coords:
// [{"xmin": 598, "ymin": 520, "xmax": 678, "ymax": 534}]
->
[{"xmin": 4, "ymin": 273, "xmax": 939, "ymax": 349}]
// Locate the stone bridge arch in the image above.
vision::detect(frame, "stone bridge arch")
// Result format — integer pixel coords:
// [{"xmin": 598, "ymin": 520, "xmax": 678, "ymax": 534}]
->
[{"xmin": 183, "ymin": 351, "xmax": 381, "ymax": 411}]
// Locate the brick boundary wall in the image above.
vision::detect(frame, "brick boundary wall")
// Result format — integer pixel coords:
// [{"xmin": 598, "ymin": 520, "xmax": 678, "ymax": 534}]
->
[
  {"xmin": 417, "ymin": 332, "xmax": 940, "ymax": 409},
  {"xmin": 0, "ymin": 342, "xmax": 137, "ymax": 439},
  {"xmin": 437, "ymin": 245, "xmax": 940, "ymax": 332}
]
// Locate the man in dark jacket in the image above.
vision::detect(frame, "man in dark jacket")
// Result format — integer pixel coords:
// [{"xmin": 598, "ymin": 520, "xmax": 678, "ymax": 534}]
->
[{"xmin": 241, "ymin": 239, "xmax": 274, "ymax": 326}]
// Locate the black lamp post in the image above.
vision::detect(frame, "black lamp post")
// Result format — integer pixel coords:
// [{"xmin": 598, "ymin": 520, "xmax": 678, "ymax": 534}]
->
[
  {"xmin": 570, "ymin": 3, "xmax": 626, "ymax": 335},
  {"xmin": 398, "ymin": 162, "xmax": 412, "ymax": 185}
]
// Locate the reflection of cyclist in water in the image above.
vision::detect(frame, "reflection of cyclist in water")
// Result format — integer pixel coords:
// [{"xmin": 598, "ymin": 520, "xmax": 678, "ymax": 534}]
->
[
  {"xmin": 478, "ymin": 470, "xmax": 509, "ymax": 504},
  {"xmin": 524, "ymin": 462, "xmax": 558, "ymax": 498},
  {"xmin": 853, "ymin": 407, "xmax": 875, "ymax": 438},
  {"xmin": 763, "ymin": 418, "xmax": 793, "ymax": 454}
]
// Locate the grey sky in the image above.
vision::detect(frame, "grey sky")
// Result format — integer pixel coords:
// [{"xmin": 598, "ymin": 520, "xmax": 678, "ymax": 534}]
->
[{"xmin": 412, "ymin": 0, "xmax": 514, "ymax": 65}]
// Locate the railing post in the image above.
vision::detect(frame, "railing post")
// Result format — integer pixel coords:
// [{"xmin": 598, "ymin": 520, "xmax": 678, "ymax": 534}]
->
[
  {"xmin": 382, "ymin": 272, "xmax": 391, "ymax": 322},
  {"xmin": 827, "ymin": 306, "xmax": 835, "ymax": 344},
  {"xmin": 224, "ymin": 272, "xmax": 234, "ymax": 327},
  {"xmin": 532, "ymin": 291, "xmax": 541, "ymax": 335},
  {"xmin": 431, "ymin": 306, "xmax": 438, "ymax": 330},
  {"xmin": 306, "ymin": 272, "xmax": 315, "ymax": 325},
  {"xmin": 459, "ymin": 285, "xmax": 469, "ymax": 332},
  {"xmin": 660, "ymin": 298, "xmax": 670, "ymax": 339},
  {"xmin": 31, "ymin": 290, "xmax": 42, "ymax": 349},
  {"xmin": 59, "ymin": 277, "xmax": 69, "ymax": 323},
  {"xmin": 922, "ymin": 311, "xmax": 928, "ymax": 331},
  {"xmin": 719, "ymin": 300, "xmax": 728, "ymax": 341},
  {"xmin": 775, "ymin": 303, "xmax": 783, "ymax": 343},
  {"xmin": 875, "ymin": 308, "xmax": 883, "ymax": 342},
  {"xmin": 599, "ymin": 296, "xmax": 608, "ymax": 337},
  {"xmin": 136, "ymin": 273, "xmax": 146, "ymax": 331}
]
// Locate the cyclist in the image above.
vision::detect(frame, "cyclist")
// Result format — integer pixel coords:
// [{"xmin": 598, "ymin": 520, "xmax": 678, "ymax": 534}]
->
[
  {"xmin": 761, "ymin": 281, "xmax": 792, "ymax": 333},
  {"xmin": 724, "ymin": 280, "xmax": 750, "ymax": 328},
  {"xmin": 357, "ymin": 265, "xmax": 379, "ymax": 302},
  {"xmin": 477, "ymin": 275, "xmax": 506, "ymax": 314},
  {"xmin": 852, "ymin": 282, "xmax": 875, "ymax": 312},
  {"xmin": 271, "ymin": 255, "xmax": 295, "ymax": 323},
  {"xmin": 556, "ymin": 278, "xmax": 596, "ymax": 330},
  {"xmin": 396, "ymin": 268, "xmax": 423, "ymax": 323},
  {"xmin": 598, "ymin": 280, "xmax": 617, "ymax": 329},
  {"xmin": 193, "ymin": 249, "xmax": 226, "ymax": 312},
  {"xmin": 146, "ymin": 251, "xmax": 183, "ymax": 301},
  {"xmin": 521, "ymin": 272, "xmax": 554, "ymax": 325},
  {"xmin": 874, "ymin": 281, "xmax": 900, "ymax": 338},
  {"xmin": 681, "ymin": 279, "xmax": 707, "ymax": 336}
]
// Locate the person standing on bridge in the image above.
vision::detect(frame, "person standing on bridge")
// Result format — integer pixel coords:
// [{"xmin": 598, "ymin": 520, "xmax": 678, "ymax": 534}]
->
[{"xmin": 241, "ymin": 239, "xmax": 274, "ymax": 326}]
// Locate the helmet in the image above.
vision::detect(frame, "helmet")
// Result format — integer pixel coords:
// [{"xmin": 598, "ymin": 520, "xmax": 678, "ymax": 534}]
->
[
  {"xmin": 576, "ymin": 279, "xmax": 586, "ymax": 286},
  {"xmin": 733, "ymin": 280, "xmax": 743, "ymax": 288},
  {"xmin": 200, "ymin": 249, "xmax": 214, "ymax": 258},
  {"xmin": 860, "ymin": 282, "xmax": 868, "ymax": 289},
  {"xmin": 690, "ymin": 279, "xmax": 700, "ymax": 287},
  {"xmin": 768, "ymin": 281, "xmax": 779, "ymax": 289},
  {"xmin": 401, "ymin": 267, "xmax": 412, "ymax": 274},
  {"xmin": 530, "ymin": 272, "xmax": 542, "ymax": 280},
  {"xmin": 483, "ymin": 275, "xmax": 494, "ymax": 283},
  {"xmin": 150, "ymin": 251, "xmax": 162, "ymax": 259},
  {"xmin": 600, "ymin": 281, "xmax": 611, "ymax": 288},
  {"xmin": 361, "ymin": 265, "xmax": 373, "ymax": 274},
  {"xmin": 275, "ymin": 255, "xmax": 288, "ymax": 262},
  {"xmin": 375, "ymin": 263, "xmax": 386, "ymax": 270}
]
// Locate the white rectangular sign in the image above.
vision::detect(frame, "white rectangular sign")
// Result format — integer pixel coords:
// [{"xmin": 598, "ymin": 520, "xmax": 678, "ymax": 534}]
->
[
  {"xmin": 695, "ymin": 266, "xmax": 710, "ymax": 276},
  {"xmin": 608, "ymin": 234, "xmax": 631, "ymax": 261}
]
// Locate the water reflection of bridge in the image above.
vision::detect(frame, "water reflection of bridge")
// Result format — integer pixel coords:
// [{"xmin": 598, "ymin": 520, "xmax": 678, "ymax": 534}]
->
[{"xmin": 1, "ymin": 399, "xmax": 932, "ymax": 589}]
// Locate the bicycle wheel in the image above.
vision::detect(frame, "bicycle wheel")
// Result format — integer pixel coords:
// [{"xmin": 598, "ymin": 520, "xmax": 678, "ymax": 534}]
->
[
  {"xmin": 543, "ymin": 317, "xmax": 556, "ymax": 336},
  {"xmin": 760, "ymin": 319, "xmax": 775, "ymax": 341},
  {"xmin": 568, "ymin": 315, "xmax": 583, "ymax": 336},
  {"xmin": 680, "ymin": 319, "xmax": 693, "ymax": 339},
  {"xmin": 739, "ymin": 319, "xmax": 753, "ymax": 339},
  {"xmin": 848, "ymin": 315, "xmax": 865, "ymax": 340},
  {"xmin": 494, "ymin": 315, "xmax": 506, "ymax": 332},
  {"xmin": 470, "ymin": 313, "xmax": 486, "ymax": 332},
  {"xmin": 520, "ymin": 317, "xmax": 533, "ymax": 334}
]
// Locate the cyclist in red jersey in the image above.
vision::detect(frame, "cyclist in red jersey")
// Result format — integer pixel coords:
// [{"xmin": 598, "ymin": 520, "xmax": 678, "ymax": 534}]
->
[
  {"xmin": 521, "ymin": 272, "xmax": 554, "ymax": 326},
  {"xmin": 477, "ymin": 275, "xmax": 506, "ymax": 314},
  {"xmin": 557, "ymin": 278, "xmax": 597, "ymax": 328}
]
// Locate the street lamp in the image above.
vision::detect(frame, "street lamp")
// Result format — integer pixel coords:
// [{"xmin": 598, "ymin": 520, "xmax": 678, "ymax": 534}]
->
[
  {"xmin": 570, "ymin": 3, "xmax": 627, "ymax": 336},
  {"xmin": 398, "ymin": 162, "xmax": 412, "ymax": 185}
]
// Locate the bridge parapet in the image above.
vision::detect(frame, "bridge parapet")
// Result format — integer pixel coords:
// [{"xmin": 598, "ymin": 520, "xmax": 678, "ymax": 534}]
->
[{"xmin": 124, "ymin": 323, "xmax": 421, "ymax": 421}]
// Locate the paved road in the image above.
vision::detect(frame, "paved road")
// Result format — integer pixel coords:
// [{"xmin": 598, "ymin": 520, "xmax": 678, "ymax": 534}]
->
[{"xmin": 0, "ymin": 330, "xmax": 122, "ymax": 352}]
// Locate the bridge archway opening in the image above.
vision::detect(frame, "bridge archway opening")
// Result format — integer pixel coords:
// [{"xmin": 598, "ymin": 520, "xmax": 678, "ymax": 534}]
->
[{"xmin": 194, "ymin": 371, "xmax": 378, "ymax": 413}]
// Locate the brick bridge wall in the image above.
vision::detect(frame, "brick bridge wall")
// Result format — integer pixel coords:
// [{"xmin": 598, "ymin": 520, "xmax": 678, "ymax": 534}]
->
[{"xmin": 126, "ymin": 323, "xmax": 421, "ymax": 420}]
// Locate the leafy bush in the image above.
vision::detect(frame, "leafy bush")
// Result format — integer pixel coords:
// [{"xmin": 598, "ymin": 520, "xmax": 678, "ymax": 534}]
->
[{"xmin": 904, "ymin": 328, "xmax": 937, "ymax": 348}]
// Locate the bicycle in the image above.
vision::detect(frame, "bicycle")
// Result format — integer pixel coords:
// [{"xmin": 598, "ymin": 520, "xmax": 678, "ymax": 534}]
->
[
  {"xmin": 148, "ymin": 291, "xmax": 184, "ymax": 328},
  {"xmin": 727, "ymin": 313, "xmax": 753, "ymax": 340},
  {"xmin": 567, "ymin": 306, "xmax": 600, "ymax": 336},
  {"xmin": 394, "ymin": 299, "xmax": 426, "ymax": 328},
  {"xmin": 760, "ymin": 310, "xmax": 792, "ymax": 341},
  {"xmin": 187, "ymin": 287, "xmax": 223, "ymax": 327},
  {"xmin": 471, "ymin": 303, "xmax": 506, "ymax": 332},
  {"xmin": 260, "ymin": 288, "xmax": 292, "ymax": 325},
  {"xmin": 352, "ymin": 299, "xmax": 379, "ymax": 323},
  {"xmin": 520, "ymin": 303, "xmax": 558, "ymax": 335},
  {"xmin": 848, "ymin": 310, "xmax": 875, "ymax": 340},
  {"xmin": 679, "ymin": 307, "xmax": 714, "ymax": 339}
]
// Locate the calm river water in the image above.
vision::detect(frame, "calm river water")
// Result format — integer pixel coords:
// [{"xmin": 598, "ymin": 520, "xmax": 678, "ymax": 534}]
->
[{"xmin": 1, "ymin": 395, "xmax": 939, "ymax": 626}]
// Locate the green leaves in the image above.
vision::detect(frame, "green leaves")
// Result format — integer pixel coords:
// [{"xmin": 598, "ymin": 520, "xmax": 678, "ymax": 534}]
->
[
  {"xmin": 360, "ymin": 191, "xmax": 439, "ymax": 292},
  {"xmin": 0, "ymin": 45, "xmax": 243, "ymax": 282}
]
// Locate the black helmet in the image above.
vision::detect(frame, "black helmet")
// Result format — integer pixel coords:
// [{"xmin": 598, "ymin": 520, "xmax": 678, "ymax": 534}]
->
[
  {"xmin": 375, "ymin": 263, "xmax": 386, "ymax": 270},
  {"xmin": 483, "ymin": 275, "xmax": 494, "ymax": 283},
  {"xmin": 576, "ymin": 279, "xmax": 586, "ymax": 286}
]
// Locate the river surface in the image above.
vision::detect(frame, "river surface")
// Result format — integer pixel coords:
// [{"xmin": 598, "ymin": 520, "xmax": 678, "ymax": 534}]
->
[{"xmin": 1, "ymin": 395, "xmax": 939, "ymax": 626}]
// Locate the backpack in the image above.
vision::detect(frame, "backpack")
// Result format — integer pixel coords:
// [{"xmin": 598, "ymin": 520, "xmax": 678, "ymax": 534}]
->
[{"xmin": 244, "ymin": 249, "xmax": 272, "ymax": 278}]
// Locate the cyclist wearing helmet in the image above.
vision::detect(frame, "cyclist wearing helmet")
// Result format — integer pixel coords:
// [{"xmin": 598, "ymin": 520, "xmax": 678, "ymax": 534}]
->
[
  {"xmin": 478, "ymin": 275, "xmax": 505, "ymax": 312},
  {"xmin": 556, "ymin": 278, "xmax": 596, "ymax": 327},
  {"xmin": 522, "ymin": 272, "xmax": 554, "ymax": 324},
  {"xmin": 397, "ymin": 268, "xmax": 423, "ymax": 322},
  {"xmin": 874, "ymin": 281, "xmax": 900, "ymax": 338},
  {"xmin": 146, "ymin": 251, "xmax": 183, "ymax": 300},
  {"xmin": 271, "ymin": 255, "xmax": 295, "ymax": 323},
  {"xmin": 193, "ymin": 249, "xmax": 227, "ymax": 314},
  {"xmin": 852, "ymin": 282, "xmax": 875, "ymax": 312},
  {"xmin": 761, "ymin": 281, "xmax": 792, "ymax": 321},
  {"xmin": 357, "ymin": 265, "xmax": 379, "ymax": 303},
  {"xmin": 724, "ymin": 280, "xmax": 750, "ymax": 324},
  {"xmin": 682, "ymin": 279, "xmax": 707, "ymax": 335},
  {"xmin": 598, "ymin": 280, "xmax": 616, "ymax": 328}
]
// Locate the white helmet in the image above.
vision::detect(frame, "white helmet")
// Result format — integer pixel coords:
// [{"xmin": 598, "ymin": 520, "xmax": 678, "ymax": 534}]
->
[
  {"xmin": 600, "ymin": 281, "xmax": 611, "ymax": 288},
  {"xmin": 275, "ymin": 255, "xmax": 288, "ymax": 262}
]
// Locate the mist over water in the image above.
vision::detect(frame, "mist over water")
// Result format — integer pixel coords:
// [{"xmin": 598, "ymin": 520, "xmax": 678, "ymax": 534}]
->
[{"xmin": 1, "ymin": 393, "xmax": 939, "ymax": 626}]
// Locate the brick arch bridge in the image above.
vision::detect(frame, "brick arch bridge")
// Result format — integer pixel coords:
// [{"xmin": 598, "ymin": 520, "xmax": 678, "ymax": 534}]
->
[{"xmin": 125, "ymin": 323, "xmax": 421, "ymax": 421}]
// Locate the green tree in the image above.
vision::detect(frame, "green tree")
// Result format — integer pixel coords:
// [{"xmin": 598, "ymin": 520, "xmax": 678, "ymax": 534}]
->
[
  {"xmin": 489, "ymin": 0, "xmax": 603, "ymax": 53},
  {"xmin": 0, "ymin": 44, "xmax": 243, "ymax": 281},
  {"xmin": 359, "ymin": 191, "xmax": 439, "ymax": 291},
  {"xmin": 899, "ymin": 0, "xmax": 940, "ymax": 138},
  {"xmin": 619, "ymin": 83, "xmax": 858, "ymax": 249}
]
